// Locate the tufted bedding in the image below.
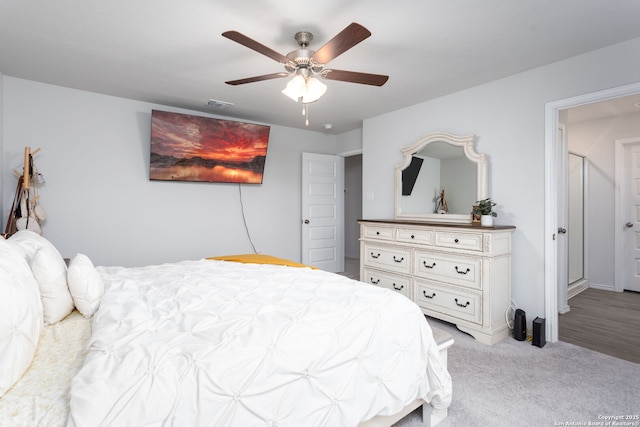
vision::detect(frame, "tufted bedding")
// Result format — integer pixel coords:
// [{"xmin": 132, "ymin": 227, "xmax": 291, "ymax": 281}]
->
[{"xmin": 65, "ymin": 259, "xmax": 452, "ymax": 426}]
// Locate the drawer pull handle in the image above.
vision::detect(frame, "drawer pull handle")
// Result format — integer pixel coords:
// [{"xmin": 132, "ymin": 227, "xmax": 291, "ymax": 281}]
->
[
  {"xmin": 411, "ymin": 234, "xmax": 415, "ymax": 239},
  {"xmin": 423, "ymin": 291, "xmax": 436, "ymax": 299},
  {"xmin": 393, "ymin": 283, "xmax": 404, "ymax": 291},
  {"xmin": 393, "ymin": 256, "xmax": 404, "ymax": 263},
  {"xmin": 376, "ymin": 231, "xmax": 380, "ymax": 235},
  {"xmin": 454, "ymin": 238, "xmax": 459, "ymax": 243},
  {"xmin": 455, "ymin": 298, "xmax": 471, "ymax": 308},
  {"xmin": 370, "ymin": 252, "xmax": 381, "ymax": 259},
  {"xmin": 423, "ymin": 261, "xmax": 436, "ymax": 269},
  {"xmin": 370, "ymin": 278, "xmax": 380, "ymax": 284},
  {"xmin": 455, "ymin": 266, "xmax": 471, "ymax": 275}
]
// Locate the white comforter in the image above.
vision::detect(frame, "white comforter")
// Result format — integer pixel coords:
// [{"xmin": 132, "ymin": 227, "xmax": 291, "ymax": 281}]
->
[{"xmin": 68, "ymin": 259, "xmax": 451, "ymax": 427}]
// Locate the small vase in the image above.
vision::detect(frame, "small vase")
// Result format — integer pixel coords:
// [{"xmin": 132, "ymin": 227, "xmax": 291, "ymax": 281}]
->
[{"xmin": 480, "ymin": 215, "xmax": 494, "ymax": 227}]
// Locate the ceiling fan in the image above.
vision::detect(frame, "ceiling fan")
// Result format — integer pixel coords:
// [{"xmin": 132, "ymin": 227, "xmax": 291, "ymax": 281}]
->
[{"xmin": 222, "ymin": 22, "xmax": 389, "ymax": 93}]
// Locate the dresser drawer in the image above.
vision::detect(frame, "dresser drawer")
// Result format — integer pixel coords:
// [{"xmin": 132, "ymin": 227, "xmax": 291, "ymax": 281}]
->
[
  {"xmin": 396, "ymin": 227, "xmax": 433, "ymax": 245},
  {"xmin": 363, "ymin": 243, "xmax": 411, "ymax": 274},
  {"xmin": 434, "ymin": 231, "xmax": 483, "ymax": 252},
  {"xmin": 416, "ymin": 281, "xmax": 482, "ymax": 325},
  {"xmin": 414, "ymin": 251, "xmax": 481, "ymax": 290},
  {"xmin": 361, "ymin": 224, "xmax": 394, "ymax": 241},
  {"xmin": 363, "ymin": 268, "xmax": 412, "ymax": 299}
]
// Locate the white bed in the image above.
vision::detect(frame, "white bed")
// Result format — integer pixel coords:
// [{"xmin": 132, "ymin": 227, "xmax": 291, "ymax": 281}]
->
[
  {"xmin": 0, "ymin": 232, "xmax": 452, "ymax": 427},
  {"xmin": 0, "ymin": 311, "xmax": 91, "ymax": 426}
]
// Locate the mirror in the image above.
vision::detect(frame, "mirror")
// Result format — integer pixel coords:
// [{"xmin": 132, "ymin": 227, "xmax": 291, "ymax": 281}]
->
[{"xmin": 395, "ymin": 132, "xmax": 488, "ymax": 223}]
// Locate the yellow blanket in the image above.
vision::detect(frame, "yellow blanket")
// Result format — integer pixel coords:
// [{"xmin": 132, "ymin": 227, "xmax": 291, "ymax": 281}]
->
[{"xmin": 207, "ymin": 254, "xmax": 316, "ymax": 269}]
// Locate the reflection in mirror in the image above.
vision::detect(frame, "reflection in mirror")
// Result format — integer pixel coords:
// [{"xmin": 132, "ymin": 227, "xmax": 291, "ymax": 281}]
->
[
  {"xmin": 395, "ymin": 132, "xmax": 488, "ymax": 223},
  {"xmin": 401, "ymin": 142, "xmax": 476, "ymax": 215}
]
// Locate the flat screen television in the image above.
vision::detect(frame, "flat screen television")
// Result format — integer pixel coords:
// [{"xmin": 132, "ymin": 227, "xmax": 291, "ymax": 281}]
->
[
  {"xmin": 402, "ymin": 156, "xmax": 424, "ymax": 196},
  {"xmin": 149, "ymin": 110, "xmax": 270, "ymax": 184}
]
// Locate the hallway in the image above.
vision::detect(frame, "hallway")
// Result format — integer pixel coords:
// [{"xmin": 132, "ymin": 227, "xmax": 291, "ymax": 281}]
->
[{"xmin": 559, "ymin": 288, "xmax": 640, "ymax": 364}]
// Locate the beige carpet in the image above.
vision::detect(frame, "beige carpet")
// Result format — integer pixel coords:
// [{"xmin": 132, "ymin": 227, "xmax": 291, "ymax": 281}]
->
[{"xmin": 394, "ymin": 317, "xmax": 640, "ymax": 427}]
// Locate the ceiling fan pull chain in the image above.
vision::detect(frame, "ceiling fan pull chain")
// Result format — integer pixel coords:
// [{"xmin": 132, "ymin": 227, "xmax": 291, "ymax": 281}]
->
[{"xmin": 304, "ymin": 103, "xmax": 310, "ymax": 127}]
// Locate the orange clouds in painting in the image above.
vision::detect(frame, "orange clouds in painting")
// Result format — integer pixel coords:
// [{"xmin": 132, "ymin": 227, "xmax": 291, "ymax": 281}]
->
[{"xmin": 149, "ymin": 110, "xmax": 270, "ymax": 183}]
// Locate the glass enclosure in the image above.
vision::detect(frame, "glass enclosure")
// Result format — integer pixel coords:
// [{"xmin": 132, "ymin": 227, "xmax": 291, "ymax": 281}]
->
[{"xmin": 568, "ymin": 153, "xmax": 585, "ymax": 285}]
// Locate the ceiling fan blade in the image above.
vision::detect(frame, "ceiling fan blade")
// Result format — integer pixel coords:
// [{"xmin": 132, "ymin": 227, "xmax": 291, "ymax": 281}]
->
[
  {"xmin": 225, "ymin": 72, "xmax": 289, "ymax": 86},
  {"xmin": 310, "ymin": 23, "xmax": 372, "ymax": 65},
  {"xmin": 322, "ymin": 69, "xmax": 389, "ymax": 86},
  {"xmin": 222, "ymin": 31, "xmax": 292, "ymax": 65}
]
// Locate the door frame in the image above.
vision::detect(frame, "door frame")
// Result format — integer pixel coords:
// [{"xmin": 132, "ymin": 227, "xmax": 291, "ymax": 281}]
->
[
  {"xmin": 544, "ymin": 81, "xmax": 640, "ymax": 343},
  {"xmin": 615, "ymin": 137, "xmax": 640, "ymax": 291}
]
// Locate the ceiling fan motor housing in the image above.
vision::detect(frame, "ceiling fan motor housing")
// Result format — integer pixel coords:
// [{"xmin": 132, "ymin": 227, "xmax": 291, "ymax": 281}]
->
[
  {"xmin": 285, "ymin": 31, "xmax": 324, "ymax": 74},
  {"xmin": 295, "ymin": 31, "xmax": 313, "ymax": 47}
]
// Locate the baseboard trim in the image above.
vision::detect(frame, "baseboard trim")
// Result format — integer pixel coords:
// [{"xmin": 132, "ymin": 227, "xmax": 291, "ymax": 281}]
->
[
  {"xmin": 588, "ymin": 282, "xmax": 615, "ymax": 292},
  {"xmin": 568, "ymin": 279, "xmax": 589, "ymax": 299}
]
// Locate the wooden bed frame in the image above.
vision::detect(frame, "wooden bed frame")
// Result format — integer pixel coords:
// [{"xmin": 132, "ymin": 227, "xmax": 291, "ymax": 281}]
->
[{"xmin": 358, "ymin": 327, "xmax": 454, "ymax": 427}]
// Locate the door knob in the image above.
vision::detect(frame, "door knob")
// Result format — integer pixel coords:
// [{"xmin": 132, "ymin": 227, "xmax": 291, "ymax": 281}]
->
[
  {"xmin": 558, "ymin": 227, "xmax": 567, "ymax": 234},
  {"xmin": 627, "ymin": 222, "xmax": 634, "ymax": 228},
  {"xmin": 303, "ymin": 219, "xmax": 310, "ymax": 224}
]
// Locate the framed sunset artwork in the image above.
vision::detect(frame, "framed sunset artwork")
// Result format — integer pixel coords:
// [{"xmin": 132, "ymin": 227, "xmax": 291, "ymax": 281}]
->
[{"xmin": 149, "ymin": 110, "xmax": 271, "ymax": 184}]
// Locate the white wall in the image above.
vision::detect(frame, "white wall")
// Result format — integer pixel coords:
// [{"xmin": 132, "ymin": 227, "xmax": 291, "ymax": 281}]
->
[
  {"xmin": 1, "ymin": 77, "xmax": 338, "ymax": 267},
  {"xmin": 0, "ymin": 70, "xmax": 4, "ymax": 225},
  {"xmin": 567, "ymin": 110, "xmax": 640, "ymax": 290},
  {"xmin": 336, "ymin": 128, "xmax": 363, "ymax": 155},
  {"xmin": 362, "ymin": 36, "xmax": 640, "ymax": 323}
]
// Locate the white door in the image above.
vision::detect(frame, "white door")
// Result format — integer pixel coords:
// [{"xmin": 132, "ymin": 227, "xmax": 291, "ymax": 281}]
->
[
  {"xmin": 301, "ymin": 153, "xmax": 344, "ymax": 272},
  {"xmin": 622, "ymin": 142, "xmax": 640, "ymax": 291}
]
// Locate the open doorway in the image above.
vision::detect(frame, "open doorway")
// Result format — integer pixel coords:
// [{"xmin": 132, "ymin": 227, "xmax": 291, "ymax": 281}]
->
[
  {"xmin": 545, "ymin": 83, "xmax": 640, "ymax": 361},
  {"xmin": 342, "ymin": 153, "xmax": 362, "ymax": 280},
  {"xmin": 558, "ymin": 92, "xmax": 640, "ymax": 295}
]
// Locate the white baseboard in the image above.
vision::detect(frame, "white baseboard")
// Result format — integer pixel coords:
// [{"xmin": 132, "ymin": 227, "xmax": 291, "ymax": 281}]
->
[
  {"xmin": 568, "ymin": 279, "xmax": 589, "ymax": 299},
  {"xmin": 588, "ymin": 282, "xmax": 615, "ymax": 292}
]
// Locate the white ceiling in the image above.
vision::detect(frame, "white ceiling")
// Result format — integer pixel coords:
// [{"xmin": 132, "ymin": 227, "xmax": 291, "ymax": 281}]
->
[
  {"xmin": 1, "ymin": 0, "xmax": 640, "ymax": 133},
  {"xmin": 563, "ymin": 93, "xmax": 640, "ymax": 124}
]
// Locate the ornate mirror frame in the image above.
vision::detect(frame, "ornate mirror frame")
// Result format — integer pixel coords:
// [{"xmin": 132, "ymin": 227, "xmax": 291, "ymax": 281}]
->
[{"xmin": 394, "ymin": 132, "xmax": 488, "ymax": 224}]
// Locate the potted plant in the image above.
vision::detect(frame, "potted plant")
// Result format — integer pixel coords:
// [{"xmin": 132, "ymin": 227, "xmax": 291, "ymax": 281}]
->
[{"xmin": 473, "ymin": 198, "xmax": 497, "ymax": 226}]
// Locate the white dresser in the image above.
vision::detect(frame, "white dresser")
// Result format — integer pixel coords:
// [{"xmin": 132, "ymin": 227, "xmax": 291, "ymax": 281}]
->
[{"xmin": 359, "ymin": 219, "xmax": 515, "ymax": 345}]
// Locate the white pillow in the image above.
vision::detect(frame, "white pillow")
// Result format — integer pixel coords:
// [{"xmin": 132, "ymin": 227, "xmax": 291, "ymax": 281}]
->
[
  {"xmin": 67, "ymin": 254, "xmax": 104, "ymax": 317},
  {"xmin": 9, "ymin": 230, "xmax": 61, "ymax": 261},
  {"xmin": 9, "ymin": 230, "xmax": 74, "ymax": 324},
  {"xmin": 0, "ymin": 237, "xmax": 43, "ymax": 397},
  {"xmin": 30, "ymin": 246, "xmax": 75, "ymax": 324}
]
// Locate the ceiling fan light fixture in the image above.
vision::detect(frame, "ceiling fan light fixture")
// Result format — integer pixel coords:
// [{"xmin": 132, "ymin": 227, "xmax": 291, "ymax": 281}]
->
[
  {"xmin": 281, "ymin": 75, "xmax": 327, "ymax": 103},
  {"xmin": 303, "ymin": 77, "xmax": 327, "ymax": 103},
  {"xmin": 282, "ymin": 75, "xmax": 306, "ymax": 101}
]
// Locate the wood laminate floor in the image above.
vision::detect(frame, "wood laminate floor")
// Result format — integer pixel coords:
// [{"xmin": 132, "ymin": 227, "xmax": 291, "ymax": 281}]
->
[{"xmin": 559, "ymin": 288, "xmax": 640, "ymax": 364}]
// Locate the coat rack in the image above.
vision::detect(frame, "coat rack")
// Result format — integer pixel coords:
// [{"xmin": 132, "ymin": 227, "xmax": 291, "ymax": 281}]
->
[{"xmin": 3, "ymin": 146, "xmax": 45, "ymax": 238}]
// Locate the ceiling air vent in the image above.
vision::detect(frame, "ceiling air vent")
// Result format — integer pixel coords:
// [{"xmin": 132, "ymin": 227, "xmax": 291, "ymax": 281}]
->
[{"xmin": 207, "ymin": 99, "xmax": 234, "ymax": 109}]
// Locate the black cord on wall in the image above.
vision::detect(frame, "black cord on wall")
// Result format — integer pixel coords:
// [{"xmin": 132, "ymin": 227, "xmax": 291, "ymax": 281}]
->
[{"xmin": 238, "ymin": 184, "xmax": 258, "ymax": 254}]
